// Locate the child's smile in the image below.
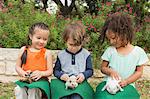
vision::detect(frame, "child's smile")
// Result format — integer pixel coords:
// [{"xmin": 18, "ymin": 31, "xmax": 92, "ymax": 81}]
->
[{"xmin": 30, "ymin": 28, "xmax": 49, "ymax": 50}]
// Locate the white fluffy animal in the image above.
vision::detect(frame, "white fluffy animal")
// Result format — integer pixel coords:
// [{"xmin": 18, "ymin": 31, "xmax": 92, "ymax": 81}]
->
[
  {"xmin": 101, "ymin": 77, "xmax": 124, "ymax": 94},
  {"xmin": 65, "ymin": 75, "xmax": 78, "ymax": 90}
]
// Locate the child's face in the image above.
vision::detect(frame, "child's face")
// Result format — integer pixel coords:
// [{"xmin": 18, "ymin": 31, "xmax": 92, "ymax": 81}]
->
[
  {"xmin": 29, "ymin": 28, "xmax": 49, "ymax": 50},
  {"xmin": 66, "ymin": 37, "xmax": 82, "ymax": 53},
  {"xmin": 106, "ymin": 30, "xmax": 122, "ymax": 48}
]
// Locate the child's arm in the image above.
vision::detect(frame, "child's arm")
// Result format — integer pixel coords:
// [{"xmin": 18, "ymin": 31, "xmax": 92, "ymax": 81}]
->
[
  {"xmin": 15, "ymin": 46, "xmax": 28, "ymax": 77},
  {"xmin": 31, "ymin": 50, "xmax": 53, "ymax": 80},
  {"xmin": 53, "ymin": 57, "xmax": 69, "ymax": 81},
  {"xmin": 41, "ymin": 50, "xmax": 53, "ymax": 76},
  {"xmin": 101, "ymin": 60, "xmax": 120, "ymax": 80},
  {"xmin": 77, "ymin": 55, "xmax": 93, "ymax": 83},
  {"xmin": 120, "ymin": 47, "xmax": 148, "ymax": 87},
  {"xmin": 119, "ymin": 65, "xmax": 143, "ymax": 87}
]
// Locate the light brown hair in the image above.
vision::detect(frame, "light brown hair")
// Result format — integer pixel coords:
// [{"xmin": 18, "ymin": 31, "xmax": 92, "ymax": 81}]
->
[{"xmin": 63, "ymin": 21, "xmax": 88, "ymax": 46}]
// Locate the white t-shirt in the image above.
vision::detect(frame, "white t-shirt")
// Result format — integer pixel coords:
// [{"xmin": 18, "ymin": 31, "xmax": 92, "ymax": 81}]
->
[{"xmin": 101, "ymin": 46, "xmax": 149, "ymax": 80}]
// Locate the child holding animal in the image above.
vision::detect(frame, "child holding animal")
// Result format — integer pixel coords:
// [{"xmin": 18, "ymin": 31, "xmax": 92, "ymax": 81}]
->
[
  {"xmin": 94, "ymin": 13, "xmax": 149, "ymax": 99},
  {"xmin": 51, "ymin": 21, "xmax": 94, "ymax": 99},
  {"xmin": 15, "ymin": 22, "xmax": 53, "ymax": 99}
]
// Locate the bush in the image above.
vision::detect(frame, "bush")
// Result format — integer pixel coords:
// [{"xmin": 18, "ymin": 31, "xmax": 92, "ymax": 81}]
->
[{"xmin": 0, "ymin": 0, "xmax": 149, "ymax": 68}]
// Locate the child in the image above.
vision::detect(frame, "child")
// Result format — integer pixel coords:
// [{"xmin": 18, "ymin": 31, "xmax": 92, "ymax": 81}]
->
[
  {"xmin": 94, "ymin": 13, "xmax": 149, "ymax": 99},
  {"xmin": 15, "ymin": 22, "xmax": 53, "ymax": 99},
  {"xmin": 51, "ymin": 21, "xmax": 94, "ymax": 99}
]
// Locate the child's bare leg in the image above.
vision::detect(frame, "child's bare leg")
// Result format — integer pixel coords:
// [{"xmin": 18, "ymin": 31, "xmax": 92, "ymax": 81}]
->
[
  {"xmin": 70, "ymin": 93, "xmax": 82, "ymax": 99},
  {"xmin": 14, "ymin": 85, "xmax": 28, "ymax": 99},
  {"xmin": 28, "ymin": 88, "xmax": 42, "ymax": 99}
]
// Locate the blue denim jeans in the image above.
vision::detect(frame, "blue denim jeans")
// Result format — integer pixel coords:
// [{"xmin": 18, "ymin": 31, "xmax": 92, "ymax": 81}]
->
[{"xmin": 61, "ymin": 93, "xmax": 82, "ymax": 99}]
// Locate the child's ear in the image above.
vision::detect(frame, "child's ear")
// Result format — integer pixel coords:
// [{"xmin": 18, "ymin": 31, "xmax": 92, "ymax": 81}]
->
[{"xmin": 29, "ymin": 34, "xmax": 33, "ymax": 40}]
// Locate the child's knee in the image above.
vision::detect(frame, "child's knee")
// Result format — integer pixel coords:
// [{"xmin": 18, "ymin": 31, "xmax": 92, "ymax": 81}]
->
[
  {"xmin": 14, "ymin": 86, "xmax": 28, "ymax": 98},
  {"xmin": 28, "ymin": 88, "xmax": 41, "ymax": 93},
  {"xmin": 28, "ymin": 88, "xmax": 42, "ymax": 97},
  {"xmin": 15, "ymin": 86, "xmax": 26, "ymax": 93}
]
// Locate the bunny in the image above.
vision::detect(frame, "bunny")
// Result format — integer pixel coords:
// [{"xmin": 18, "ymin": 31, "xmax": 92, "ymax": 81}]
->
[
  {"xmin": 65, "ymin": 75, "xmax": 78, "ymax": 90},
  {"xmin": 101, "ymin": 77, "xmax": 124, "ymax": 94}
]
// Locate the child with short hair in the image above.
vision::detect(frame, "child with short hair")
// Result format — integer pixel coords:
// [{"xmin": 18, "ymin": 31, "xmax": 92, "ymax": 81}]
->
[
  {"xmin": 15, "ymin": 22, "xmax": 53, "ymax": 99},
  {"xmin": 94, "ymin": 13, "xmax": 149, "ymax": 99},
  {"xmin": 51, "ymin": 21, "xmax": 94, "ymax": 99}
]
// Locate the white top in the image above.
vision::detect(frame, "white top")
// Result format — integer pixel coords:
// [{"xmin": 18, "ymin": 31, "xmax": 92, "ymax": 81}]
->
[{"xmin": 101, "ymin": 46, "xmax": 149, "ymax": 81}]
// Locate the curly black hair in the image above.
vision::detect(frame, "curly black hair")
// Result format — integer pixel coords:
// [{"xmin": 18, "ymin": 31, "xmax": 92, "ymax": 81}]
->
[{"xmin": 100, "ymin": 13, "xmax": 134, "ymax": 46}]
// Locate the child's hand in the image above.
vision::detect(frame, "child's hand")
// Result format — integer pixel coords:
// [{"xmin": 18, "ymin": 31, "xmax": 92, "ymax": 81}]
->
[
  {"xmin": 21, "ymin": 72, "xmax": 28, "ymax": 77},
  {"xmin": 60, "ymin": 74, "xmax": 69, "ymax": 81},
  {"xmin": 119, "ymin": 80, "xmax": 128, "ymax": 87},
  {"xmin": 76, "ymin": 73, "xmax": 85, "ymax": 83},
  {"xmin": 20, "ymin": 70, "xmax": 31, "ymax": 77},
  {"xmin": 25, "ymin": 70, "xmax": 32, "ymax": 76},
  {"xmin": 31, "ymin": 70, "xmax": 43, "ymax": 81},
  {"xmin": 110, "ymin": 70, "xmax": 120, "ymax": 80}
]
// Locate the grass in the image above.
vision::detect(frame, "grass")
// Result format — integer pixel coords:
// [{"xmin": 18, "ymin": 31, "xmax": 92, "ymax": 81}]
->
[
  {"xmin": 0, "ymin": 79, "xmax": 149, "ymax": 99},
  {"xmin": 135, "ymin": 80, "xmax": 150, "ymax": 99},
  {"xmin": 0, "ymin": 82, "xmax": 15, "ymax": 99}
]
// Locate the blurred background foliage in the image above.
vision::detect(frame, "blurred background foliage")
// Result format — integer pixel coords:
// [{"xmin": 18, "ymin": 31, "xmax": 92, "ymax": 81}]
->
[{"xmin": 0, "ymin": 0, "xmax": 149, "ymax": 68}]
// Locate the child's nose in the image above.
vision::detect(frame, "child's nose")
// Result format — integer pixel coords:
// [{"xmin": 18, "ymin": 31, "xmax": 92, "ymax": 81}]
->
[{"xmin": 40, "ymin": 39, "xmax": 44, "ymax": 43}]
